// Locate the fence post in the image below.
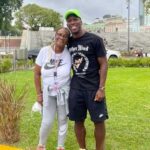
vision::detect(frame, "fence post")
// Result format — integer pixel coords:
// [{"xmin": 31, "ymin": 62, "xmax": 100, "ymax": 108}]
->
[{"xmin": 13, "ymin": 49, "xmax": 16, "ymax": 71}]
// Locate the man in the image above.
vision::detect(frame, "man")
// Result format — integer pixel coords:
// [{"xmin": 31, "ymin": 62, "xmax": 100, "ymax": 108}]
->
[{"xmin": 64, "ymin": 9, "xmax": 108, "ymax": 150}]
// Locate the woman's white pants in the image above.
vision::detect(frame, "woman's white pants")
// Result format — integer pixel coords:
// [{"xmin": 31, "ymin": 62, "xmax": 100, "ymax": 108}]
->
[{"xmin": 38, "ymin": 95, "xmax": 68, "ymax": 147}]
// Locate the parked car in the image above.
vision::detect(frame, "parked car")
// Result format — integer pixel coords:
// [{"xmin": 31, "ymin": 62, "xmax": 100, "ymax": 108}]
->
[
  {"xmin": 28, "ymin": 49, "xmax": 40, "ymax": 61},
  {"xmin": 106, "ymin": 49, "xmax": 121, "ymax": 59},
  {"xmin": 28, "ymin": 48, "xmax": 121, "ymax": 61}
]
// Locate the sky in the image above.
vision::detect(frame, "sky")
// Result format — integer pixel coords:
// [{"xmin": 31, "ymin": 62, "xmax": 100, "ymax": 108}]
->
[{"xmin": 23, "ymin": 0, "xmax": 140, "ymax": 23}]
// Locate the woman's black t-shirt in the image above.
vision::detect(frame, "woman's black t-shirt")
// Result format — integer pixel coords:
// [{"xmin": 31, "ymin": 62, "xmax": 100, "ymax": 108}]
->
[{"xmin": 68, "ymin": 32, "xmax": 106, "ymax": 90}]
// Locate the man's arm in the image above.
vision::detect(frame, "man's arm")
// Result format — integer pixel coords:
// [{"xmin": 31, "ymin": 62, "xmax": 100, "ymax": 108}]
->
[{"xmin": 94, "ymin": 56, "xmax": 108, "ymax": 101}]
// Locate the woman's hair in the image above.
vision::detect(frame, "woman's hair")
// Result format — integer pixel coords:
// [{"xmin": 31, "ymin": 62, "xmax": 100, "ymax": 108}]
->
[
  {"xmin": 49, "ymin": 27, "xmax": 70, "ymax": 45},
  {"xmin": 55, "ymin": 27, "xmax": 70, "ymax": 38}
]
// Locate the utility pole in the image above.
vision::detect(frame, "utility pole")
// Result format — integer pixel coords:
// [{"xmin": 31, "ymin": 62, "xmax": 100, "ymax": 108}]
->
[{"xmin": 127, "ymin": 0, "xmax": 130, "ymax": 52}]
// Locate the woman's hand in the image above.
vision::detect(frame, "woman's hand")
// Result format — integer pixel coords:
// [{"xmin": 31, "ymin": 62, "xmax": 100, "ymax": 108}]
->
[{"xmin": 37, "ymin": 94, "xmax": 43, "ymax": 106}]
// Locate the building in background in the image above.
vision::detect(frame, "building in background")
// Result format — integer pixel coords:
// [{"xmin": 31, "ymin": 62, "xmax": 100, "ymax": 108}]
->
[
  {"xmin": 138, "ymin": 0, "xmax": 150, "ymax": 26},
  {"xmin": 139, "ymin": 0, "xmax": 146, "ymax": 25},
  {"xmin": 83, "ymin": 20, "xmax": 105, "ymax": 32},
  {"xmin": 104, "ymin": 16, "xmax": 126, "ymax": 32},
  {"xmin": 0, "ymin": 36, "xmax": 21, "ymax": 53}
]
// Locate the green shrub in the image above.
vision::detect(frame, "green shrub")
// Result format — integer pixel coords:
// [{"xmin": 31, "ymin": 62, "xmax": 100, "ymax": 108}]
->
[
  {"xmin": 108, "ymin": 58, "xmax": 150, "ymax": 67},
  {"xmin": 108, "ymin": 58, "xmax": 123, "ymax": 67},
  {"xmin": 122, "ymin": 59, "xmax": 140, "ymax": 67},
  {"xmin": 16, "ymin": 60, "xmax": 26, "ymax": 68},
  {"xmin": 16, "ymin": 59, "xmax": 34, "ymax": 69},
  {"xmin": 27, "ymin": 59, "xmax": 34, "ymax": 67},
  {"xmin": 0, "ymin": 59, "xmax": 12, "ymax": 73},
  {"xmin": 139, "ymin": 58, "xmax": 150, "ymax": 67}
]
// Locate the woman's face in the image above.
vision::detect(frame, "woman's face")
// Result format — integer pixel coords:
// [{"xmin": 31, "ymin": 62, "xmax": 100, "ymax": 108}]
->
[{"xmin": 54, "ymin": 28, "xmax": 69, "ymax": 47}]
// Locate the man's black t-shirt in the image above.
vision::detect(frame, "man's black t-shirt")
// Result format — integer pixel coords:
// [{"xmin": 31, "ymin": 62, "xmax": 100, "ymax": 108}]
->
[{"xmin": 68, "ymin": 32, "xmax": 106, "ymax": 90}]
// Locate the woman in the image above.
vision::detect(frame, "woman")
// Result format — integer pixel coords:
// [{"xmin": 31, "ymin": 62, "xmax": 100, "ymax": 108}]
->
[{"xmin": 34, "ymin": 27, "xmax": 71, "ymax": 150}]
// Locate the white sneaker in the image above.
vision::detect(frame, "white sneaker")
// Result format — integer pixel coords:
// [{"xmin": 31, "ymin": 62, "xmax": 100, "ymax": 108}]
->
[
  {"xmin": 36, "ymin": 144, "xmax": 46, "ymax": 150},
  {"xmin": 56, "ymin": 146, "xmax": 64, "ymax": 150}
]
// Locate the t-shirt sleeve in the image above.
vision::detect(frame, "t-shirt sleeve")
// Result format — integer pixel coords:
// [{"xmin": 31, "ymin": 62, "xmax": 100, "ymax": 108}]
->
[
  {"xmin": 35, "ymin": 48, "xmax": 45, "ymax": 66},
  {"xmin": 94, "ymin": 37, "xmax": 106, "ymax": 57}
]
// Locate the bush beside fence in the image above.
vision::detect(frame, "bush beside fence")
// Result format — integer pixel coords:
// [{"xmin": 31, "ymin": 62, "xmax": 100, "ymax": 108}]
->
[
  {"xmin": 0, "ymin": 58, "xmax": 34, "ymax": 73},
  {"xmin": 0, "ymin": 59, "xmax": 12, "ymax": 73},
  {"xmin": 108, "ymin": 58, "xmax": 150, "ymax": 67},
  {"xmin": 0, "ymin": 57, "xmax": 150, "ymax": 73}
]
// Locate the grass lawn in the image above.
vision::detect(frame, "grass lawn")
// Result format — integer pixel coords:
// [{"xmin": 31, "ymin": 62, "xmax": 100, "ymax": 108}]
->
[{"xmin": 0, "ymin": 68, "xmax": 150, "ymax": 150}]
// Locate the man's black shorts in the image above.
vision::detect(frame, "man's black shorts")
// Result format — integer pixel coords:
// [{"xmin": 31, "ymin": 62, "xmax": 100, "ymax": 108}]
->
[{"xmin": 68, "ymin": 88, "xmax": 109, "ymax": 122}]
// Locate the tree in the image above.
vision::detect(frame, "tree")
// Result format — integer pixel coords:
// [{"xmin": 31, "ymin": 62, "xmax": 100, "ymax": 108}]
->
[
  {"xmin": 145, "ymin": 0, "xmax": 150, "ymax": 14},
  {"xmin": 15, "ymin": 4, "xmax": 62, "ymax": 31},
  {"xmin": 0, "ymin": 0, "xmax": 23, "ymax": 34}
]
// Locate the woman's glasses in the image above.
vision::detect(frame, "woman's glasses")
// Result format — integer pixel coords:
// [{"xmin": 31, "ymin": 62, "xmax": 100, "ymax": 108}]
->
[{"xmin": 56, "ymin": 32, "xmax": 69, "ymax": 39}]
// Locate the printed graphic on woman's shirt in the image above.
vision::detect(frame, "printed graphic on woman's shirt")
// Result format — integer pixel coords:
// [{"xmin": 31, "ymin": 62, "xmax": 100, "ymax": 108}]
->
[{"xmin": 44, "ymin": 59, "xmax": 65, "ymax": 70}]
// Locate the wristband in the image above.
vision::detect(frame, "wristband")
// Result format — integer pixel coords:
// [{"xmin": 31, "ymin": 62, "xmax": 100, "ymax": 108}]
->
[{"xmin": 99, "ymin": 86, "xmax": 105, "ymax": 91}]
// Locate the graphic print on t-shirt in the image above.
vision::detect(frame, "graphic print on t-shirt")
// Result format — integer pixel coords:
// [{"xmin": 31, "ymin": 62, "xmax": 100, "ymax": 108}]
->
[
  {"xmin": 44, "ymin": 59, "xmax": 65, "ymax": 70},
  {"xmin": 69, "ymin": 45, "xmax": 89, "ymax": 75}
]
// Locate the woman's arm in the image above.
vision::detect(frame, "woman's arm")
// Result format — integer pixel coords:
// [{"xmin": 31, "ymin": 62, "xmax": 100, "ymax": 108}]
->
[{"xmin": 34, "ymin": 64, "xmax": 43, "ymax": 105}]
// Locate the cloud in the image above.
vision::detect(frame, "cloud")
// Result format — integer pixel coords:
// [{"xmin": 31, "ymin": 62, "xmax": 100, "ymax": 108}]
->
[{"xmin": 23, "ymin": 0, "xmax": 139, "ymax": 23}]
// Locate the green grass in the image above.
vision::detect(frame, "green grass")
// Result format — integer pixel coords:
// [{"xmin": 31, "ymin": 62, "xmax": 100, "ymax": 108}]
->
[{"xmin": 0, "ymin": 68, "xmax": 150, "ymax": 150}]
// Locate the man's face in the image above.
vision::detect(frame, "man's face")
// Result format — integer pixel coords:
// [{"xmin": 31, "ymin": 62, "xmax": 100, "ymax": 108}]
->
[{"xmin": 66, "ymin": 16, "xmax": 82, "ymax": 34}]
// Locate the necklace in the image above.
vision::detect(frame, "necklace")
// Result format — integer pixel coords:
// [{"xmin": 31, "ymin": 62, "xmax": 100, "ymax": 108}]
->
[{"xmin": 53, "ymin": 45, "xmax": 63, "ymax": 92}]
